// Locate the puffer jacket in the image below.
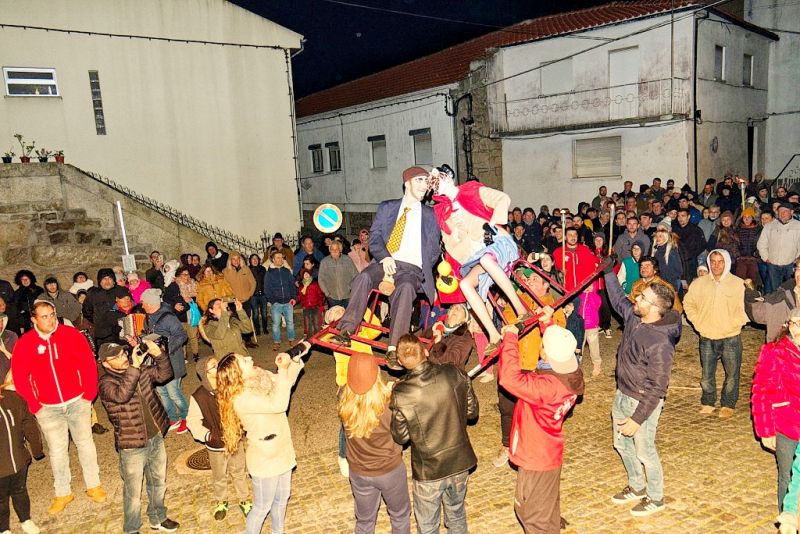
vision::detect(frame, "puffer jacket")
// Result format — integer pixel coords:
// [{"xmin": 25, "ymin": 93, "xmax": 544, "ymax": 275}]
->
[
  {"xmin": 605, "ymin": 271, "xmax": 681, "ymax": 424},
  {"xmin": 264, "ymin": 264, "xmax": 297, "ymax": 304},
  {"xmin": 196, "ymin": 274, "xmax": 235, "ymax": 312},
  {"xmin": 752, "ymin": 336, "xmax": 800, "ymax": 441},
  {"xmin": 83, "ymin": 279, "xmax": 121, "ymax": 342},
  {"xmin": 0, "ymin": 389, "xmax": 43, "ymax": 478},
  {"xmin": 390, "ymin": 361, "xmax": 478, "ymax": 481},
  {"xmin": 144, "ymin": 303, "xmax": 188, "ymax": 379},
  {"xmin": 98, "ymin": 349, "xmax": 173, "ymax": 450}
]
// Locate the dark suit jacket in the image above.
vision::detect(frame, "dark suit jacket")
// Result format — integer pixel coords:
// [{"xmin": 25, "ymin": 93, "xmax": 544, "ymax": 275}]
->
[{"xmin": 369, "ymin": 199, "xmax": 441, "ymax": 302}]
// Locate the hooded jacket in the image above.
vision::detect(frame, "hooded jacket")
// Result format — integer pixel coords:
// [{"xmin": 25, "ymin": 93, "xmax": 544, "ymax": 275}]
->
[
  {"xmin": 223, "ymin": 253, "xmax": 257, "ymax": 303},
  {"xmin": 684, "ymin": 249, "xmax": 749, "ymax": 340},
  {"xmin": 206, "ymin": 242, "xmax": 230, "ymax": 273},
  {"xmin": 752, "ymin": 336, "xmax": 800, "ymax": 442},
  {"xmin": 605, "ymin": 271, "xmax": 681, "ymax": 424},
  {"xmin": 186, "ymin": 356, "xmax": 225, "ymax": 450},
  {"xmin": 0, "ymin": 388, "xmax": 43, "ymax": 478},
  {"xmin": 11, "ymin": 323, "xmax": 98, "ymax": 414},
  {"xmin": 83, "ymin": 269, "xmax": 122, "ymax": 342},
  {"xmin": 264, "ymin": 262, "xmax": 297, "ymax": 304},
  {"xmin": 553, "ymin": 243, "xmax": 599, "ymax": 292},
  {"xmin": 202, "ymin": 309, "xmax": 252, "ymax": 358},
  {"xmin": 196, "ymin": 274, "xmax": 234, "ymax": 312},
  {"xmin": 144, "ymin": 302, "xmax": 188, "ymax": 379},
  {"xmin": 498, "ymin": 331, "xmax": 584, "ymax": 471},
  {"xmin": 613, "ymin": 229, "xmax": 651, "ymax": 260},
  {"xmin": 41, "ymin": 279, "xmax": 82, "ymax": 324}
]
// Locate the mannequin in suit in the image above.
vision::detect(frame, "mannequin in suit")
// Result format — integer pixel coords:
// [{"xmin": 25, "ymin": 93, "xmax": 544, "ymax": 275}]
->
[{"xmin": 333, "ymin": 167, "xmax": 441, "ymax": 369}]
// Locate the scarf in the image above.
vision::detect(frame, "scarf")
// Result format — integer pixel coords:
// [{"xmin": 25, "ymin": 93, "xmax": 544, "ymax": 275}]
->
[{"xmin": 176, "ymin": 278, "xmax": 198, "ymax": 301}]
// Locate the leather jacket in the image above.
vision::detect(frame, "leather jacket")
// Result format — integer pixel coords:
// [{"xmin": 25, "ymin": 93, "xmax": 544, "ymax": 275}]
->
[{"xmin": 390, "ymin": 361, "xmax": 478, "ymax": 481}]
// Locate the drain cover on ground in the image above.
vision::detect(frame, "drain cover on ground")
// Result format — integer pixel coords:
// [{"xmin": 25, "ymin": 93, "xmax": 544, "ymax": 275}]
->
[{"xmin": 186, "ymin": 448, "xmax": 211, "ymax": 470}]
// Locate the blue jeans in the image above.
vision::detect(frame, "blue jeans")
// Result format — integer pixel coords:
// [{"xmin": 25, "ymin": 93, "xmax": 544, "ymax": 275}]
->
[
  {"xmin": 612, "ymin": 390, "xmax": 665, "ymax": 501},
  {"xmin": 246, "ymin": 469, "xmax": 292, "ymax": 534},
  {"xmin": 156, "ymin": 377, "xmax": 188, "ymax": 423},
  {"xmin": 412, "ymin": 470, "xmax": 469, "ymax": 534},
  {"xmin": 767, "ymin": 263, "xmax": 794, "ymax": 294},
  {"xmin": 270, "ymin": 302, "xmax": 295, "ymax": 344},
  {"xmin": 250, "ymin": 294, "xmax": 269, "ymax": 335},
  {"xmin": 119, "ymin": 435, "xmax": 167, "ymax": 534},
  {"xmin": 699, "ymin": 335, "xmax": 742, "ymax": 409},
  {"xmin": 35, "ymin": 397, "xmax": 101, "ymax": 497},
  {"xmin": 759, "ymin": 261, "xmax": 773, "ymax": 294}
]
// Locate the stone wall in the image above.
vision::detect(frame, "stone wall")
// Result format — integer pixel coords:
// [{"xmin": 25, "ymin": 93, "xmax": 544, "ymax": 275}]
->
[
  {"xmin": 0, "ymin": 163, "xmax": 213, "ymax": 287},
  {"xmin": 453, "ymin": 60, "xmax": 504, "ymax": 190}
]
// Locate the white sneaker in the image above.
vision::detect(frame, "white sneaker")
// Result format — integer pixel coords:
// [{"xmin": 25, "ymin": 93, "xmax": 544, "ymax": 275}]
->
[
  {"xmin": 337, "ymin": 456, "xmax": 349, "ymax": 478},
  {"xmin": 21, "ymin": 520, "xmax": 41, "ymax": 534},
  {"xmin": 491, "ymin": 446, "xmax": 509, "ymax": 468},
  {"xmin": 478, "ymin": 372, "xmax": 495, "ymax": 383}
]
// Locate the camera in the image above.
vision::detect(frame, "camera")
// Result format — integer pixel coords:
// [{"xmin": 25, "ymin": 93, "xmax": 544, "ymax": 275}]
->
[
  {"xmin": 128, "ymin": 333, "xmax": 167, "ymax": 367},
  {"xmin": 285, "ymin": 339, "xmax": 308, "ymax": 360},
  {"xmin": 222, "ymin": 296, "xmax": 237, "ymax": 313}
]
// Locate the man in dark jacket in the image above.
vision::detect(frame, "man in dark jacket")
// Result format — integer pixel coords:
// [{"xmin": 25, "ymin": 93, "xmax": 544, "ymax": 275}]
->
[
  {"xmin": 205, "ymin": 242, "xmax": 229, "ymax": 273},
  {"xmin": 673, "ymin": 208, "xmax": 707, "ymax": 288},
  {"xmin": 140, "ymin": 289, "xmax": 189, "ymax": 433},
  {"xmin": 83, "ymin": 268, "xmax": 123, "ymax": 347},
  {"xmin": 264, "ymin": 251, "xmax": 297, "ymax": 351},
  {"xmin": 390, "ymin": 334, "xmax": 478, "ymax": 533},
  {"xmin": 604, "ymin": 262, "xmax": 681, "ymax": 517},
  {"xmin": 98, "ymin": 340, "xmax": 179, "ymax": 534},
  {"xmin": 41, "ymin": 275, "xmax": 82, "ymax": 324}
]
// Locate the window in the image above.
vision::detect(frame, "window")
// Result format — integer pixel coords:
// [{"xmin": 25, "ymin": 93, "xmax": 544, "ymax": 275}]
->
[
  {"xmin": 743, "ymin": 54, "xmax": 753, "ymax": 86},
  {"xmin": 88, "ymin": 71, "xmax": 107, "ymax": 135},
  {"xmin": 714, "ymin": 45, "xmax": 726, "ymax": 81},
  {"xmin": 410, "ymin": 128, "xmax": 432, "ymax": 165},
  {"xmin": 326, "ymin": 142, "xmax": 341, "ymax": 171},
  {"xmin": 540, "ymin": 58, "xmax": 573, "ymax": 95},
  {"xmin": 309, "ymin": 144, "xmax": 324, "ymax": 173},
  {"xmin": 573, "ymin": 136, "xmax": 621, "ymax": 178},
  {"xmin": 368, "ymin": 135, "xmax": 387, "ymax": 169},
  {"xmin": 3, "ymin": 67, "xmax": 59, "ymax": 96}
]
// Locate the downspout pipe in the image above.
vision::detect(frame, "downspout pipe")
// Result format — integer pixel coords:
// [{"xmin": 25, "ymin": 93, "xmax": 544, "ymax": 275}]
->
[
  {"xmin": 693, "ymin": 12, "xmax": 709, "ymax": 192},
  {"xmin": 286, "ymin": 39, "xmax": 305, "ymax": 235}
]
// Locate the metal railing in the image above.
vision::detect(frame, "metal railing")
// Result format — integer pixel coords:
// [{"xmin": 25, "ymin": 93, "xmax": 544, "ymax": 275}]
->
[
  {"xmin": 74, "ymin": 166, "xmax": 268, "ymax": 256},
  {"xmin": 490, "ymin": 77, "xmax": 691, "ymax": 133},
  {"xmin": 773, "ymin": 154, "xmax": 800, "ymax": 193}
]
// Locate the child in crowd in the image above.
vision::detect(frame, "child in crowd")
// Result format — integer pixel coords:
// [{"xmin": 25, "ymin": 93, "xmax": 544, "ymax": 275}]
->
[
  {"xmin": 296, "ymin": 268, "xmax": 325, "ymax": 336},
  {"xmin": 564, "ymin": 297, "xmax": 585, "ymax": 364},
  {"xmin": 580, "ymin": 283, "xmax": 603, "ymax": 377}
]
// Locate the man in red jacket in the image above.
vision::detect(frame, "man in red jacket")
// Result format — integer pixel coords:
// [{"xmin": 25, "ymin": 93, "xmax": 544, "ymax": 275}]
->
[
  {"xmin": 554, "ymin": 228, "xmax": 599, "ymax": 292},
  {"xmin": 498, "ymin": 315, "xmax": 584, "ymax": 533},
  {"xmin": 11, "ymin": 300, "xmax": 106, "ymax": 514}
]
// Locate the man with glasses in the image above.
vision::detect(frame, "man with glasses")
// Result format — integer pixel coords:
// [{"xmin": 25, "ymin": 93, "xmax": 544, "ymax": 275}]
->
[
  {"xmin": 11, "ymin": 300, "xmax": 106, "ymax": 514},
  {"xmin": 604, "ymin": 260, "xmax": 681, "ymax": 517}
]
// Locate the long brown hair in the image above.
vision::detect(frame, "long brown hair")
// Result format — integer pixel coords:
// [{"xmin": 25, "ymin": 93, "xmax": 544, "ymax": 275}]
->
[
  {"xmin": 215, "ymin": 353, "xmax": 245, "ymax": 453},
  {"xmin": 337, "ymin": 377, "xmax": 392, "ymax": 439}
]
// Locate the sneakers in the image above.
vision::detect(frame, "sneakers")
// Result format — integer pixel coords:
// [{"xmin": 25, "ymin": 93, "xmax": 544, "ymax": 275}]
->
[
  {"xmin": 604, "ymin": 329, "xmax": 612, "ymax": 339},
  {"xmin": 86, "ymin": 485, "xmax": 107, "ymax": 503},
  {"xmin": 168, "ymin": 420, "xmax": 182, "ymax": 432},
  {"xmin": 272, "ymin": 342, "xmax": 281, "ymax": 351},
  {"xmin": 245, "ymin": 341, "xmax": 259, "ymax": 348},
  {"xmin": 238, "ymin": 500, "xmax": 253, "ymax": 517},
  {"xmin": 212, "ymin": 501, "xmax": 228, "ymax": 521},
  {"xmin": 630, "ymin": 496, "xmax": 665, "ymax": 516},
  {"xmin": 21, "ymin": 520, "xmax": 40, "ymax": 534},
  {"xmin": 478, "ymin": 371, "xmax": 495, "ymax": 383},
  {"xmin": 91, "ymin": 423, "xmax": 108, "ymax": 434},
  {"xmin": 611, "ymin": 485, "xmax": 646, "ymax": 504},
  {"xmin": 699, "ymin": 405, "xmax": 716, "ymax": 415},
  {"xmin": 47, "ymin": 494, "xmax": 75, "ymax": 514},
  {"xmin": 150, "ymin": 518, "xmax": 180, "ymax": 532},
  {"xmin": 718, "ymin": 407, "xmax": 735, "ymax": 419},
  {"xmin": 175, "ymin": 420, "xmax": 188, "ymax": 434},
  {"xmin": 491, "ymin": 446, "xmax": 509, "ymax": 468},
  {"xmin": 337, "ymin": 456, "xmax": 350, "ymax": 478}
]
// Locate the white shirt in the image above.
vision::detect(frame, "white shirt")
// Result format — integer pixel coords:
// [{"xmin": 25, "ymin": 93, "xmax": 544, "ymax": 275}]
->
[{"xmin": 391, "ymin": 199, "xmax": 423, "ymax": 268}]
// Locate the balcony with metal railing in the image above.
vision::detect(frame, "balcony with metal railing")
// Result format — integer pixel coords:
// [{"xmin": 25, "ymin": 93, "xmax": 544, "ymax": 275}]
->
[{"xmin": 490, "ymin": 77, "xmax": 691, "ymax": 135}]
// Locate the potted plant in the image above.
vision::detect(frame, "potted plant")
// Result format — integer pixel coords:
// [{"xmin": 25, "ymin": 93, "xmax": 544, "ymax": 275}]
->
[
  {"xmin": 2, "ymin": 150, "xmax": 14, "ymax": 164},
  {"xmin": 35, "ymin": 148, "xmax": 52, "ymax": 162},
  {"xmin": 13, "ymin": 134, "xmax": 35, "ymax": 163},
  {"xmin": 54, "ymin": 149, "xmax": 65, "ymax": 164}
]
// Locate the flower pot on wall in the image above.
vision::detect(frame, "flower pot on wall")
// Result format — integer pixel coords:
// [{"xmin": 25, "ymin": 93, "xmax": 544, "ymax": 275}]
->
[
  {"xmin": 38, "ymin": 157, "xmax": 48, "ymax": 162},
  {"xmin": 2, "ymin": 157, "xmax": 12, "ymax": 163},
  {"xmin": 54, "ymin": 155, "xmax": 65, "ymax": 164},
  {"xmin": 20, "ymin": 156, "xmax": 30, "ymax": 163}
]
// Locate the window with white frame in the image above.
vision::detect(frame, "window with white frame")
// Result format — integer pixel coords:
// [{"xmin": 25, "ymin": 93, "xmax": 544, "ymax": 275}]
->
[
  {"xmin": 742, "ymin": 54, "xmax": 753, "ymax": 86},
  {"xmin": 573, "ymin": 136, "xmax": 621, "ymax": 179},
  {"xmin": 714, "ymin": 45, "xmax": 726, "ymax": 81},
  {"xmin": 368, "ymin": 135, "xmax": 387, "ymax": 169},
  {"xmin": 309, "ymin": 144, "xmax": 324, "ymax": 173},
  {"xmin": 326, "ymin": 142, "xmax": 341, "ymax": 171},
  {"xmin": 410, "ymin": 128, "xmax": 432, "ymax": 165},
  {"xmin": 540, "ymin": 58, "xmax": 573, "ymax": 95},
  {"xmin": 3, "ymin": 67, "xmax": 59, "ymax": 96}
]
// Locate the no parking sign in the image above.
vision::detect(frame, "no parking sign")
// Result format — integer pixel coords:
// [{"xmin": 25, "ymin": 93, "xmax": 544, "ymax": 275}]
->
[{"xmin": 313, "ymin": 203, "xmax": 343, "ymax": 233}]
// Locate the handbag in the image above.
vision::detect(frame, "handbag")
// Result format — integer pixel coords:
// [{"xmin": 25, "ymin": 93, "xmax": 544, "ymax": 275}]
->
[{"xmin": 188, "ymin": 300, "xmax": 201, "ymax": 327}]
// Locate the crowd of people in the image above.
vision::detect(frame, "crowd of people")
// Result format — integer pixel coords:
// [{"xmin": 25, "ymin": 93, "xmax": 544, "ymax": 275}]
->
[{"xmin": 0, "ymin": 168, "xmax": 799, "ymax": 534}]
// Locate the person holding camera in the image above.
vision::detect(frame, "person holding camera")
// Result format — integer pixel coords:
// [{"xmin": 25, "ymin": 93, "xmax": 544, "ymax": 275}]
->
[
  {"xmin": 139, "ymin": 289, "xmax": 189, "ymax": 434},
  {"xmin": 201, "ymin": 298, "xmax": 253, "ymax": 359},
  {"xmin": 98, "ymin": 339, "xmax": 180, "ymax": 534}
]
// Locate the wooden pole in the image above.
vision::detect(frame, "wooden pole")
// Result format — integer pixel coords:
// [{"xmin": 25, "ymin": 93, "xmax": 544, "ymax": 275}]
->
[
  {"xmin": 608, "ymin": 204, "xmax": 615, "ymax": 256},
  {"xmin": 560, "ymin": 212, "xmax": 566, "ymax": 269}
]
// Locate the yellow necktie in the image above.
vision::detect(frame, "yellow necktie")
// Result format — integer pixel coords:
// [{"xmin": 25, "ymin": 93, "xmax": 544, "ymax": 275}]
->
[{"xmin": 386, "ymin": 207, "xmax": 410, "ymax": 254}]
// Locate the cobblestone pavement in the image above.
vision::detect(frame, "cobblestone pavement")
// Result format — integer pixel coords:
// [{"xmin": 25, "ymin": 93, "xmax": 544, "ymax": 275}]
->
[{"xmin": 19, "ymin": 322, "xmax": 780, "ymax": 533}]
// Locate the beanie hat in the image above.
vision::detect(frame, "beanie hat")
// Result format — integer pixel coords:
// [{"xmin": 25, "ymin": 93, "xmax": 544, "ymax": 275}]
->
[
  {"xmin": 346, "ymin": 352, "xmax": 379, "ymax": 395},
  {"xmin": 98, "ymin": 342, "xmax": 126, "ymax": 361},
  {"xmin": 402, "ymin": 166, "xmax": 428, "ymax": 183},
  {"xmin": 140, "ymin": 288, "xmax": 162, "ymax": 307},
  {"xmin": 742, "ymin": 207, "xmax": 756, "ymax": 218},
  {"xmin": 97, "ymin": 268, "xmax": 115, "ymax": 283},
  {"xmin": 541, "ymin": 325, "xmax": 578, "ymax": 374}
]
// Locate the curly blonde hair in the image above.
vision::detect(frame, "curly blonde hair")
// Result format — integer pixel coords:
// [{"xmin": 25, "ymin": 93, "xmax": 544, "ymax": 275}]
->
[
  {"xmin": 337, "ymin": 376, "xmax": 392, "ymax": 440},
  {"xmin": 216, "ymin": 353, "xmax": 245, "ymax": 454}
]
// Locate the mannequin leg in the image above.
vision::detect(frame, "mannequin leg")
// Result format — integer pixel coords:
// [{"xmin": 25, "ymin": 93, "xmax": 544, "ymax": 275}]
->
[{"xmin": 460, "ymin": 265, "xmax": 501, "ymax": 344}]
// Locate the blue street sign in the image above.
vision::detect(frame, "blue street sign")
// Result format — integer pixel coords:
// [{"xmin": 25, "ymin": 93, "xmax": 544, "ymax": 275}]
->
[{"xmin": 313, "ymin": 203, "xmax": 343, "ymax": 233}]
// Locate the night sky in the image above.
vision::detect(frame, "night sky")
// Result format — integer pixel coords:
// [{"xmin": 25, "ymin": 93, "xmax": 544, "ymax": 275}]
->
[{"xmin": 231, "ymin": 0, "xmax": 600, "ymax": 98}]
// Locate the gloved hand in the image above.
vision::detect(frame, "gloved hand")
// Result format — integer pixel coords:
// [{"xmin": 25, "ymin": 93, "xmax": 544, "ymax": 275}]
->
[{"xmin": 601, "ymin": 256, "xmax": 615, "ymax": 275}]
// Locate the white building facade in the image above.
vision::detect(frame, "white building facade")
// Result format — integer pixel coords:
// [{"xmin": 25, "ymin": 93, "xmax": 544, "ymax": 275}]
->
[
  {"xmin": 0, "ymin": 0, "xmax": 303, "ymax": 242},
  {"xmin": 487, "ymin": 7, "xmax": 775, "ymax": 210},
  {"xmin": 296, "ymin": 88, "xmax": 456, "ymax": 234}
]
